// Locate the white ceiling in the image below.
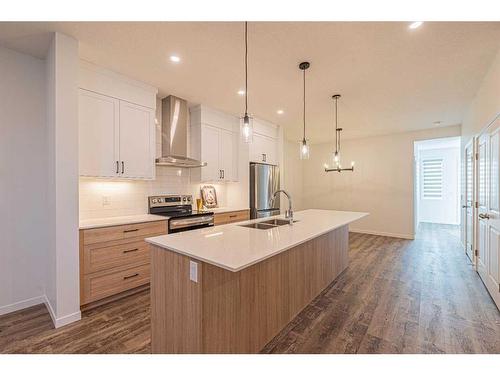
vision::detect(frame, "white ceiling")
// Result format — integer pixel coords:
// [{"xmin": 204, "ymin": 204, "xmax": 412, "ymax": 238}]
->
[{"xmin": 1, "ymin": 22, "xmax": 499, "ymax": 143}]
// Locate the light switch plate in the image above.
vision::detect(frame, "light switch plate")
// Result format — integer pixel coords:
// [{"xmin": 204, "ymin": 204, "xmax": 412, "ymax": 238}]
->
[{"xmin": 189, "ymin": 261, "xmax": 198, "ymax": 283}]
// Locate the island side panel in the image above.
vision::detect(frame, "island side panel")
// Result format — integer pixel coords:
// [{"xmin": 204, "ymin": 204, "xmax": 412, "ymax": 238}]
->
[
  {"xmin": 201, "ymin": 225, "xmax": 349, "ymax": 353},
  {"xmin": 150, "ymin": 245, "xmax": 202, "ymax": 353}
]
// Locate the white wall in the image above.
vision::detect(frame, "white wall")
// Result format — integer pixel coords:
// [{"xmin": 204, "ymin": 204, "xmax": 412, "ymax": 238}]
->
[
  {"xmin": 416, "ymin": 142, "xmax": 460, "ymax": 225},
  {"xmin": 0, "ymin": 46, "xmax": 48, "ymax": 314},
  {"xmin": 462, "ymin": 48, "xmax": 500, "ymax": 145},
  {"xmin": 283, "ymin": 140, "xmax": 304, "ymax": 211},
  {"xmin": 45, "ymin": 33, "xmax": 81, "ymax": 327},
  {"xmin": 302, "ymin": 125, "xmax": 461, "ymax": 239}
]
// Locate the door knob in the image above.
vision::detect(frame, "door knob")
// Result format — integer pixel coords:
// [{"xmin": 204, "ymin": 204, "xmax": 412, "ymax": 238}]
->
[
  {"xmin": 479, "ymin": 213, "xmax": 490, "ymax": 220},
  {"xmin": 462, "ymin": 205, "xmax": 468, "ymax": 208}
]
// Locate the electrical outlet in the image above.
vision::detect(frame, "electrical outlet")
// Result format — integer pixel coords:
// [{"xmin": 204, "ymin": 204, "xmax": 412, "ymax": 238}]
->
[
  {"xmin": 189, "ymin": 261, "xmax": 198, "ymax": 283},
  {"xmin": 102, "ymin": 196, "xmax": 111, "ymax": 206}
]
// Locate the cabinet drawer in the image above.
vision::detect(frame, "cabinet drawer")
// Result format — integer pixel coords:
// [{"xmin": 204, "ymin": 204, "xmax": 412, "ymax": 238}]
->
[
  {"xmin": 82, "ymin": 264, "xmax": 150, "ymax": 304},
  {"xmin": 83, "ymin": 240, "xmax": 150, "ymax": 275},
  {"xmin": 83, "ymin": 220, "xmax": 167, "ymax": 245},
  {"xmin": 214, "ymin": 210, "xmax": 250, "ymax": 225}
]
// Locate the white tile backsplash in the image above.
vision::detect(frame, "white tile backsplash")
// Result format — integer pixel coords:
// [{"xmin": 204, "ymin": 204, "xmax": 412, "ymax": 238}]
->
[{"xmin": 79, "ymin": 168, "xmax": 228, "ymax": 220}]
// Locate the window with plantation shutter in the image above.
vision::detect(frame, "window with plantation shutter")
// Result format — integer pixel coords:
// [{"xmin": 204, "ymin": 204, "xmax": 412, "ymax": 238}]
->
[{"xmin": 422, "ymin": 158, "xmax": 443, "ymax": 199}]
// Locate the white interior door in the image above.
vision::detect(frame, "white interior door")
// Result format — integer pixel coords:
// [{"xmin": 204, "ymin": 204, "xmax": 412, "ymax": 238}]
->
[
  {"xmin": 119, "ymin": 101, "xmax": 155, "ymax": 179},
  {"xmin": 79, "ymin": 89, "xmax": 120, "ymax": 177},
  {"xmin": 477, "ymin": 115, "xmax": 500, "ymax": 309},
  {"xmin": 464, "ymin": 141, "xmax": 475, "ymax": 262}
]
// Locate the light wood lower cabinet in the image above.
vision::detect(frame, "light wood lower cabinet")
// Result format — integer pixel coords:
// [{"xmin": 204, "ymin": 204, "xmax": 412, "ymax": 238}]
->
[
  {"xmin": 79, "ymin": 220, "xmax": 167, "ymax": 306},
  {"xmin": 150, "ymin": 225, "xmax": 349, "ymax": 353},
  {"xmin": 83, "ymin": 263, "xmax": 151, "ymax": 305},
  {"xmin": 213, "ymin": 210, "xmax": 250, "ymax": 225}
]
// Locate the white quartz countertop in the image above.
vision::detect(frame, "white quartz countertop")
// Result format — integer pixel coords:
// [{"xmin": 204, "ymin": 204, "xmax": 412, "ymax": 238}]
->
[
  {"xmin": 146, "ymin": 209, "xmax": 368, "ymax": 272},
  {"xmin": 80, "ymin": 214, "xmax": 168, "ymax": 230},
  {"xmin": 205, "ymin": 207, "xmax": 249, "ymax": 214}
]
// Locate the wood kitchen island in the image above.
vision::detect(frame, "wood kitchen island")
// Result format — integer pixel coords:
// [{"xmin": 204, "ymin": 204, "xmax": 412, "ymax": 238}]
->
[{"xmin": 146, "ymin": 209, "xmax": 367, "ymax": 353}]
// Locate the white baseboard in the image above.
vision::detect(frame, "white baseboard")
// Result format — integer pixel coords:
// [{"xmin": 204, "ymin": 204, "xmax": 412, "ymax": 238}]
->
[
  {"xmin": 0, "ymin": 295, "xmax": 45, "ymax": 316},
  {"xmin": 349, "ymin": 228, "xmax": 415, "ymax": 240},
  {"xmin": 0, "ymin": 295, "xmax": 81, "ymax": 328},
  {"xmin": 43, "ymin": 295, "xmax": 81, "ymax": 328}
]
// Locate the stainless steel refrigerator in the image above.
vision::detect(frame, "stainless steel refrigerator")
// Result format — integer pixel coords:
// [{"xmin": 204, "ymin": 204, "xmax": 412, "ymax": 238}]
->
[{"xmin": 249, "ymin": 162, "xmax": 280, "ymax": 219}]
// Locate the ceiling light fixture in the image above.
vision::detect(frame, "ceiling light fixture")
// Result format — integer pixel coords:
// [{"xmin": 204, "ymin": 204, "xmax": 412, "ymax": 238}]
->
[
  {"xmin": 325, "ymin": 94, "xmax": 355, "ymax": 173},
  {"xmin": 277, "ymin": 109, "xmax": 284, "ymax": 115},
  {"xmin": 237, "ymin": 90, "xmax": 245, "ymax": 96},
  {"xmin": 434, "ymin": 121, "xmax": 442, "ymax": 126},
  {"xmin": 409, "ymin": 21, "xmax": 423, "ymax": 29},
  {"xmin": 299, "ymin": 62, "xmax": 310, "ymax": 160},
  {"xmin": 169, "ymin": 55, "xmax": 181, "ymax": 63},
  {"xmin": 240, "ymin": 22, "xmax": 253, "ymax": 143}
]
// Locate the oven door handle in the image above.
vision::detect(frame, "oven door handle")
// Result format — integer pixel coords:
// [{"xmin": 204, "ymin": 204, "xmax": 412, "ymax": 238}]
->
[{"xmin": 170, "ymin": 216, "xmax": 214, "ymax": 228}]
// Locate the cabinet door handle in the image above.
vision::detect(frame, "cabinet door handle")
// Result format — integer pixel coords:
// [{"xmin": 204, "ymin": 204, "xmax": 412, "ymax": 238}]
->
[
  {"xmin": 121, "ymin": 161, "xmax": 125, "ymax": 174},
  {"xmin": 116, "ymin": 161, "xmax": 119, "ymax": 173},
  {"xmin": 123, "ymin": 273, "xmax": 139, "ymax": 280},
  {"xmin": 123, "ymin": 248, "xmax": 139, "ymax": 254},
  {"xmin": 229, "ymin": 215, "xmax": 237, "ymax": 218},
  {"xmin": 222, "ymin": 169, "xmax": 225, "ymax": 179},
  {"xmin": 123, "ymin": 228, "xmax": 139, "ymax": 233}
]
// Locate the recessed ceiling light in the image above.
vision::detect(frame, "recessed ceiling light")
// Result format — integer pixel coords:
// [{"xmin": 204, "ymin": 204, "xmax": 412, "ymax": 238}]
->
[
  {"xmin": 409, "ymin": 21, "xmax": 423, "ymax": 29},
  {"xmin": 169, "ymin": 55, "xmax": 181, "ymax": 63},
  {"xmin": 277, "ymin": 109, "xmax": 284, "ymax": 115},
  {"xmin": 237, "ymin": 90, "xmax": 245, "ymax": 96}
]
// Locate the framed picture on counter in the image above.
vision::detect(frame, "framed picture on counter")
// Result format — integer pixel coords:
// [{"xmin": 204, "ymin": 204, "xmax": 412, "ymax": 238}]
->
[{"xmin": 201, "ymin": 185, "xmax": 218, "ymax": 208}]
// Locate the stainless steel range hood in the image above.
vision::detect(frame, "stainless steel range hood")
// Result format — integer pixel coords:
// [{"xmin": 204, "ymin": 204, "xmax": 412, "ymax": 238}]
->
[{"xmin": 155, "ymin": 95, "xmax": 206, "ymax": 168}]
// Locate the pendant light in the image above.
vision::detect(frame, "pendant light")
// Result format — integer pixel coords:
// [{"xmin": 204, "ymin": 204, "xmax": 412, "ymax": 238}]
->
[
  {"xmin": 299, "ymin": 62, "xmax": 310, "ymax": 160},
  {"xmin": 325, "ymin": 94, "xmax": 355, "ymax": 172},
  {"xmin": 240, "ymin": 21, "xmax": 253, "ymax": 143}
]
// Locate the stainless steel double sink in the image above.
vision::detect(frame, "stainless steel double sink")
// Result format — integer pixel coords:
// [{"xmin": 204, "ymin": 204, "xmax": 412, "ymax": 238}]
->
[{"xmin": 240, "ymin": 218, "xmax": 298, "ymax": 230}]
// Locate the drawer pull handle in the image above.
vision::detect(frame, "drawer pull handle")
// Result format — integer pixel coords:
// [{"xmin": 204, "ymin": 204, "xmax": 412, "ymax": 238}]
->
[
  {"xmin": 123, "ymin": 248, "xmax": 139, "ymax": 254},
  {"xmin": 123, "ymin": 273, "xmax": 139, "ymax": 280},
  {"xmin": 229, "ymin": 215, "xmax": 237, "ymax": 218},
  {"xmin": 123, "ymin": 229, "xmax": 139, "ymax": 233}
]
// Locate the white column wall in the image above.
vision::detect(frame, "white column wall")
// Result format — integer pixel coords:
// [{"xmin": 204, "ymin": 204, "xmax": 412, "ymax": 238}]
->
[{"xmin": 45, "ymin": 32, "xmax": 81, "ymax": 327}]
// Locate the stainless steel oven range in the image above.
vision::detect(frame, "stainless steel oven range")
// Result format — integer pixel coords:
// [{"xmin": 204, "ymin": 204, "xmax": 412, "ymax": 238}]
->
[{"xmin": 148, "ymin": 195, "xmax": 214, "ymax": 233}]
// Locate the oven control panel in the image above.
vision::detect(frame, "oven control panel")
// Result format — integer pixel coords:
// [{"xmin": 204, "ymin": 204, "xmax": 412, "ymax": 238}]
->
[{"xmin": 149, "ymin": 195, "xmax": 192, "ymax": 208}]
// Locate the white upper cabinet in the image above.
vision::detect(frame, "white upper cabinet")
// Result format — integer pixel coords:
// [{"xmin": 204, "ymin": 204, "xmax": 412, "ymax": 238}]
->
[
  {"xmin": 220, "ymin": 129, "xmax": 236, "ymax": 181},
  {"xmin": 78, "ymin": 61, "xmax": 158, "ymax": 180},
  {"xmin": 79, "ymin": 90, "xmax": 120, "ymax": 177},
  {"xmin": 249, "ymin": 119, "xmax": 279, "ymax": 165},
  {"xmin": 201, "ymin": 124, "xmax": 222, "ymax": 181},
  {"xmin": 190, "ymin": 105, "xmax": 239, "ymax": 183},
  {"xmin": 118, "ymin": 101, "xmax": 155, "ymax": 179}
]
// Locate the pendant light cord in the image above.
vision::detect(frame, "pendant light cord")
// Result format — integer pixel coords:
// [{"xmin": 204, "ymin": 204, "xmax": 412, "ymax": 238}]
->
[
  {"xmin": 335, "ymin": 98, "xmax": 340, "ymax": 156},
  {"xmin": 303, "ymin": 68, "xmax": 306, "ymax": 141},
  {"xmin": 245, "ymin": 21, "xmax": 248, "ymax": 116},
  {"xmin": 335, "ymin": 96, "xmax": 339, "ymax": 154}
]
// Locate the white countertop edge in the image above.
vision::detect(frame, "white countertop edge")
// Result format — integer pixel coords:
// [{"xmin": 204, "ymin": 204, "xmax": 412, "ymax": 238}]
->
[
  {"xmin": 80, "ymin": 214, "xmax": 168, "ymax": 230},
  {"xmin": 205, "ymin": 207, "xmax": 250, "ymax": 214},
  {"xmin": 146, "ymin": 211, "xmax": 368, "ymax": 272}
]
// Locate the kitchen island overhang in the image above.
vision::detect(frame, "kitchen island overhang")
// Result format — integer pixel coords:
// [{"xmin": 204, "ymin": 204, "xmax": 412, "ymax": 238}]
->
[{"xmin": 146, "ymin": 209, "xmax": 368, "ymax": 353}]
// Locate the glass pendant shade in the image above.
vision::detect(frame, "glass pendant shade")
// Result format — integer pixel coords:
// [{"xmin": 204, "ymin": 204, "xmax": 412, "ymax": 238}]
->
[
  {"xmin": 240, "ymin": 114, "xmax": 253, "ymax": 143},
  {"xmin": 300, "ymin": 139, "xmax": 310, "ymax": 160},
  {"xmin": 333, "ymin": 151, "xmax": 340, "ymax": 165}
]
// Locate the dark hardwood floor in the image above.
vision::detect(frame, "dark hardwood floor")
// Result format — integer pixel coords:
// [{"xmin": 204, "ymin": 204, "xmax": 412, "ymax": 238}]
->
[{"xmin": 1, "ymin": 224, "xmax": 499, "ymax": 354}]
